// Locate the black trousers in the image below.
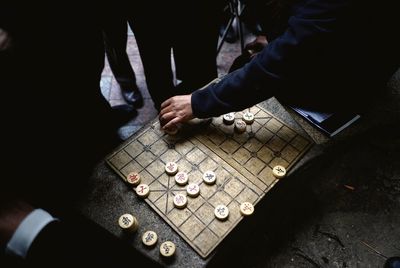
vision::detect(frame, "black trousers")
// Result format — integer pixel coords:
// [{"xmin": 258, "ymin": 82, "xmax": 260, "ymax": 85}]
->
[
  {"xmin": 102, "ymin": 18, "xmax": 137, "ymax": 91},
  {"xmin": 132, "ymin": 1, "xmax": 222, "ymax": 108}
]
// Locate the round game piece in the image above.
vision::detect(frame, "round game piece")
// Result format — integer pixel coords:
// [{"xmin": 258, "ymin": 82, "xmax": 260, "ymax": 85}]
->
[
  {"xmin": 203, "ymin": 171, "xmax": 216, "ymax": 185},
  {"xmin": 164, "ymin": 126, "xmax": 178, "ymax": 135},
  {"xmin": 142, "ymin": 230, "xmax": 158, "ymax": 247},
  {"xmin": 126, "ymin": 172, "xmax": 141, "ymax": 186},
  {"xmin": 173, "ymin": 193, "xmax": 187, "ymax": 209},
  {"xmin": 272, "ymin": 165, "xmax": 286, "ymax": 179},
  {"xmin": 242, "ymin": 112, "xmax": 254, "ymax": 124},
  {"xmin": 118, "ymin": 213, "xmax": 139, "ymax": 232},
  {"xmin": 214, "ymin": 205, "xmax": 229, "ymax": 221},
  {"xmin": 174, "ymin": 171, "xmax": 188, "ymax": 186},
  {"xmin": 165, "ymin": 162, "xmax": 178, "ymax": 175},
  {"xmin": 160, "ymin": 241, "xmax": 176, "ymax": 257},
  {"xmin": 223, "ymin": 112, "xmax": 235, "ymax": 125},
  {"xmin": 186, "ymin": 183, "xmax": 200, "ymax": 197},
  {"xmin": 135, "ymin": 184, "xmax": 150, "ymax": 198},
  {"xmin": 240, "ymin": 202, "xmax": 255, "ymax": 216},
  {"xmin": 234, "ymin": 119, "xmax": 247, "ymax": 133}
]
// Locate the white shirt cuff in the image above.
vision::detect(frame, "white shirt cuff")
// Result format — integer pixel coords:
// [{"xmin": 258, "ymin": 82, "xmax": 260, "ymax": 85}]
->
[{"xmin": 5, "ymin": 208, "xmax": 58, "ymax": 258}]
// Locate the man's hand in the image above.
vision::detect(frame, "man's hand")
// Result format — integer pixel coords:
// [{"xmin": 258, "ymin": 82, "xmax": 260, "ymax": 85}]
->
[{"xmin": 159, "ymin": 95, "xmax": 194, "ymax": 130}]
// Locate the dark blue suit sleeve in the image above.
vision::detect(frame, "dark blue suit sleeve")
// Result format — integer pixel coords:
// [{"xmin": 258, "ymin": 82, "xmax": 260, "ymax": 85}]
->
[{"xmin": 192, "ymin": 0, "xmax": 350, "ymax": 118}]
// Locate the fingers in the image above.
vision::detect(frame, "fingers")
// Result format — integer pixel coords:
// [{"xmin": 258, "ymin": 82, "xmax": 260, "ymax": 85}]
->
[
  {"xmin": 158, "ymin": 94, "xmax": 193, "ymax": 130},
  {"xmin": 159, "ymin": 111, "xmax": 175, "ymax": 127},
  {"xmin": 160, "ymin": 98, "xmax": 172, "ymax": 110},
  {"xmin": 159, "ymin": 108, "xmax": 187, "ymax": 129},
  {"xmin": 163, "ymin": 117, "xmax": 182, "ymax": 130},
  {"xmin": 159, "ymin": 99, "xmax": 176, "ymax": 126}
]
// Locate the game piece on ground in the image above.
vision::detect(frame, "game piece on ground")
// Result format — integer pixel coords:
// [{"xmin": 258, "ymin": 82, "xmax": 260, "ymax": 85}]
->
[
  {"xmin": 165, "ymin": 162, "xmax": 178, "ymax": 175},
  {"xmin": 186, "ymin": 183, "xmax": 200, "ymax": 197},
  {"xmin": 142, "ymin": 230, "xmax": 158, "ymax": 247},
  {"xmin": 234, "ymin": 119, "xmax": 247, "ymax": 133},
  {"xmin": 240, "ymin": 202, "xmax": 254, "ymax": 216},
  {"xmin": 223, "ymin": 112, "xmax": 235, "ymax": 125},
  {"xmin": 136, "ymin": 184, "xmax": 150, "ymax": 198},
  {"xmin": 272, "ymin": 165, "xmax": 286, "ymax": 178},
  {"xmin": 173, "ymin": 193, "xmax": 187, "ymax": 209},
  {"xmin": 174, "ymin": 171, "xmax": 188, "ymax": 186},
  {"xmin": 214, "ymin": 205, "xmax": 229, "ymax": 221},
  {"xmin": 160, "ymin": 241, "xmax": 176, "ymax": 257},
  {"xmin": 118, "ymin": 213, "xmax": 138, "ymax": 232},
  {"xmin": 242, "ymin": 112, "xmax": 254, "ymax": 124},
  {"xmin": 203, "ymin": 171, "xmax": 216, "ymax": 185},
  {"xmin": 126, "ymin": 172, "xmax": 141, "ymax": 186}
]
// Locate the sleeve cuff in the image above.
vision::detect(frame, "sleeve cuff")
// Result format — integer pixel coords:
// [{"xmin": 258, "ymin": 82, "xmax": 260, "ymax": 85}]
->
[{"xmin": 5, "ymin": 208, "xmax": 59, "ymax": 258}]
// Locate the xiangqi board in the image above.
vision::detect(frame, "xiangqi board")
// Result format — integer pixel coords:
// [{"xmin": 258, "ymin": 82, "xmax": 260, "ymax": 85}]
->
[{"xmin": 106, "ymin": 104, "xmax": 312, "ymax": 258}]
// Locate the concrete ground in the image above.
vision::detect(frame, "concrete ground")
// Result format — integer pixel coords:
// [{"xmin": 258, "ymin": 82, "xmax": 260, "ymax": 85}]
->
[{"xmin": 88, "ymin": 26, "xmax": 400, "ymax": 267}]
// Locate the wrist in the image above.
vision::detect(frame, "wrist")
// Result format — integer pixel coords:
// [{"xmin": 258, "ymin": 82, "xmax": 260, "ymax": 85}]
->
[{"xmin": 0, "ymin": 199, "xmax": 34, "ymax": 249}]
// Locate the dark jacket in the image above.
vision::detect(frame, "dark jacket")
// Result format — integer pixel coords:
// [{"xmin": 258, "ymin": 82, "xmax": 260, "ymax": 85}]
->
[{"xmin": 192, "ymin": 0, "xmax": 399, "ymax": 117}]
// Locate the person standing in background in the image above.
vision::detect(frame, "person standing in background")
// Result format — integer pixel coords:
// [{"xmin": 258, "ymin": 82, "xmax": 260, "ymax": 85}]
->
[{"xmin": 132, "ymin": 1, "xmax": 225, "ymax": 110}]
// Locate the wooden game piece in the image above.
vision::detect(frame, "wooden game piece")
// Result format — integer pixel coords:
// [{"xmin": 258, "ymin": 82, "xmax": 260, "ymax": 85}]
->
[
  {"xmin": 203, "ymin": 171, "xmax": 216, "ymax": 185},
  {"xmin": 240, "ymin": 202, "xmax": 254, "ymax": 216},
  {"xmin": 186, "ymin": 183, "xmax": 200, "ymax": 197},
  {"xmin": 118, "ymin": 213, "xmax": 139, "ymax": 232},
  {"xmin": 242, "ymin": 112, "xmax": 254, "ymax": 124},
  {"xmin": 223, "ymin": 112, "xmax": 235, "ymax": 125},
  {"xmin": 173, "ymin": 193, "xmax": 187, "ymax": 209},
  {"xmin": 272, "ymin": 165, "xmax": 286, "ymax": 179},
  {"xmin": 126, "ymin": 172, "xmax": 141, "ymax": 186},
  {"xmin": 165, "ymin": 162, "xmax": 178, "ymax": 175},
  {"xmin": 160, "ymin": 241, "xmax": 176, "ymax": 257},
  {"xmin": 142, "ymin": 231, "xmax": 158, "ymax": 247},
  {"xmin": 135, "ymin": 184, "xmax": 150, "ymax": 198},
  {"xmin": 234, "ymin": 119, "xmax": 247, "ymax": 133},
  {"xmin": 174, "ymin": 171, "xmax": 188, "ymax": 186},
  {"xmin": 164, "ymin": 126, "xmax": 178, "ymax": 135},
  {"xmin": 214, "ymin": 205, "xmax": 229, "ymax": 221}
]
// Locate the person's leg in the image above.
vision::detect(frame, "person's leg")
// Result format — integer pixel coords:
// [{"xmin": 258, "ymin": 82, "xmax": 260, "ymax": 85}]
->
[
  {"xmin": 173, "ymin": 0, "xmax": 220, "ymax": 94},
  {"xmin": 102, "ymin": 18, "xmax": 143, "ymax": 108},
  {"xmin": 131, "ymin": 6, "xmax": 175, "ymax": 110}
]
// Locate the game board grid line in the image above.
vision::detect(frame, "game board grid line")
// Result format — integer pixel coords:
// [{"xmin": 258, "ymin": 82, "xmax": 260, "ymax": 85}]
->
[
  {"xmin": 194, "ymin": 185, "xmax": 261, "ymax": 255},
  {"xmin": 191, "ymin": 137, "xmax": 267, "ymax": 194},
  {"xmin": 172, "ymin": 152, "xmax": 244, "ymax": 222},
  {"xmin": 266, "ymin": 132, "xmax": 299, "ymax": 169},
  {"xmin": 175, "ymin": 176, "xmax": 251, "ymax": 255},
  {"xmin": 197, "ymin": 136, "xmax": 269, "ymax": 193},
  {"xmin": 146, "ymin": 138, "xmax": 215, "ymax": 213},
  {"xmin": 216, "ymin": 114, "xmax": 281, "ymax": 173}
]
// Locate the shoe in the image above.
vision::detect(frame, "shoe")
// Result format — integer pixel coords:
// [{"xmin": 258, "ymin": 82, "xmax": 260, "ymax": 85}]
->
[
  {"xmin": 385, "ymin": 257, "xmax": 400, "ymax": 268},
  {"xmin": 122, "ymin": 89, "xmax": 144, "ymax": 109},
  {"xmin": 111, "ymin": 104, "xmax": 137, "ymax": 129}
]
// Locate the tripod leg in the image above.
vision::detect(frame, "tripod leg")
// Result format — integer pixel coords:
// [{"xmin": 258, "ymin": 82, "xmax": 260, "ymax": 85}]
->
[
  {"xmin": 217, "ymin": 1, "xmax": 237, "ymax": 55},
  {"xmin": 236, "ymin": 0, "xmax": 245, "ymax": 52}
]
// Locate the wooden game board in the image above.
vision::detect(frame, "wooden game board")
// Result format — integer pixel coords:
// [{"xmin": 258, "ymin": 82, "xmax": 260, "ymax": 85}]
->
[{"xmin": 106, "ymin": 104, "xmax": 312, "ymax": 258}]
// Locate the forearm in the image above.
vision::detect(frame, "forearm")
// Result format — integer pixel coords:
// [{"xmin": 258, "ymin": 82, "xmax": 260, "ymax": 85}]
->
[
  {"xmin": 191, "ymin": 0, "xmax": 350, "ymax": 118},
  {"xmin": 191, "ymin": 61, "xmax": 278, "ymax": 118}
]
